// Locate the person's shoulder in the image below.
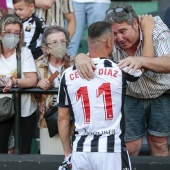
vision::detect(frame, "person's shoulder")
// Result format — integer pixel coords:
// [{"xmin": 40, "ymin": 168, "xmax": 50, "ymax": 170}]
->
[
  {"xmin": 21, "ymin": 47, "xmax": 31, "ymax": 53},
  {"xmin": 154, "ymin": 15, "xmax": 168, "ymax": 29},
  {"xmin": 153, "ymin": 15, "xmax": 170, "ymax": 39},
  {"xmin": 32, "ymin": 14, "xmax": 46, "ymax": 24},
  {"xmin": 20, "ymin": 47, "xmax": 34, "ymax": 59}
]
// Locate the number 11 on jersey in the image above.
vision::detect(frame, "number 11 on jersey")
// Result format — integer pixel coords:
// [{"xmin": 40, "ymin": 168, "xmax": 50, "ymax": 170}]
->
[{"xmin": 76, "ymin": 83, "xmax": 114, "ymax": 124}]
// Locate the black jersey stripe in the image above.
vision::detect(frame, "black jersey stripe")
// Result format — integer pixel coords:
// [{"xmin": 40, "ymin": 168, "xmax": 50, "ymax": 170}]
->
[
  {"xmin": 91, "ymin": 135, "xmax": 101, "ymax": 152},
  {"xmin": 107, "ymin": 134, "xmax": 115, "ymax": 153},
  {"xmin": 76, "ymin": 135, "xmax": 88, "ymax": 152}
]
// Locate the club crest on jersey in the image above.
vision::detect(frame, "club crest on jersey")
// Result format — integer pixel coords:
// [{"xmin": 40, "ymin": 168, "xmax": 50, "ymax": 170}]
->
[{"xmin": 25, "ymin": 24, "xmax": 32, "ymax": 32}]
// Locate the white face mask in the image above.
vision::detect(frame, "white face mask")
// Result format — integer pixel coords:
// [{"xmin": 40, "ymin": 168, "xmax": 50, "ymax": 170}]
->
[
  {"xmin": 1, "ymin": 34, "xmax": 20, "ymax": 50},
  {"xmin": 48, "ymin": 42, "xmax": 67, "ymax": 59}
]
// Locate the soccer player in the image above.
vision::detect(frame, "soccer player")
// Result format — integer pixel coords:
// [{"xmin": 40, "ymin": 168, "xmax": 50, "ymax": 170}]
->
[{"xmin": 57, "ymin": 21, "xmax": 142, "ymax": 170}]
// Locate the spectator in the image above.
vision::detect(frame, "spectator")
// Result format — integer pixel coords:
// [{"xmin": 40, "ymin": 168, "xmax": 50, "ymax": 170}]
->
[
  {"xmin": 13, "ymin": 0, "xmax": 46, "ymax": 60},
  {"xmin": 34, "ymin": 25, "xmax": 74, "ymax": 155},
  {"xmin": 0, "ymin": 0, "xmax": 8, "ymax": 19},
  {"xmin": 0, "ymin": 14, "xmax": 37, "ymax": 154},
  {"xmin": 57, "ymin": 21, "xmax": 142, "ymax": 170},
  {"xmin": 35, "ymin": 0, "xmax": 76, "ymax": 40},
  {"xmin": 67, "ymin": 0, "xmax": 111, "ymax": 56},
  {"xmin": 74, "ymin": 2, "xmax": 170, "ymax": 156}
]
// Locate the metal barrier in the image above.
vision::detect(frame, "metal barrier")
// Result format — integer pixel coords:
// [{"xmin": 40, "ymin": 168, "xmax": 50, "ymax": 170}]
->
[{"xmin": 0, "ymin": 87, "xmax": 58, "ymax": 154}]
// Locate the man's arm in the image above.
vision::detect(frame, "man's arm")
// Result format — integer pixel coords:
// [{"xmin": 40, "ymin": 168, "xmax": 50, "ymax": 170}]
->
[
  {"xmin": 118, "ymin": 54, "xmax": 170, "ymax": 74},
  {"xmin": 140, "ymin": 14, "xmax": 155, "ymax": 57},
  {"xmin": 140, "ymin": 55, "xmax": 170, "ymax": 73},
  {"xmin": 35, "ymin": 0, "xmax": 55, "ymax": 9},
  {"xmin": 75, "ymin": 53, "xmax": 96, "ymax": 80},
  {"xmin": 64, "ymin": 12, "xmax": 76, "ymax": 39},
  {"xmin": 58, "ymin": 107, "xmax": 72, "ymax": 158}
]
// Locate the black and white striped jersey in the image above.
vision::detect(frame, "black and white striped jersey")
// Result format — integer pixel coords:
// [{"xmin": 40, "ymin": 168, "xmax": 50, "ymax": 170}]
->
[
  {"xmin": 57, "ymin": 58, "xmax": 142, "ymax": 153},
  {"xmin": 22, "ymin": 14, "xmax": 46, "ymax": 59}
]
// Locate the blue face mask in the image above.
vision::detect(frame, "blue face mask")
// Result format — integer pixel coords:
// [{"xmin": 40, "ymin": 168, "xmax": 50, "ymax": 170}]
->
[{"xmin": 2, "ymin": 34, "xmax": 20, "ymax": 50}]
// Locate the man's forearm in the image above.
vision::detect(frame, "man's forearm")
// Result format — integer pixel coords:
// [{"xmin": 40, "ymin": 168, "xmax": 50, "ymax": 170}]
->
[{"xmin": 142, "ymin": 55, "xmax": 170, "ymax": 73}]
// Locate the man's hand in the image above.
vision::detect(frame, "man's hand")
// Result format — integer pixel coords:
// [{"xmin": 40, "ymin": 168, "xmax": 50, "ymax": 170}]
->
[
  {"xmin": 75, "ymin": 53, "xmax": 96, "ymax": 80},
  {"xmin": 118, "ymin": 57, "xmax": 144, "ymax": 75},
  {"xmin": 139, "ymin": 14, "xmax": 155, "ymax": 35}
]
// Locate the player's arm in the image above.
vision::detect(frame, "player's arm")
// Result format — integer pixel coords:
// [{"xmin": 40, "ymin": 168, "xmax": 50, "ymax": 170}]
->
[
  {"xmin": 58, "ymin": 106, "xmax": 72, "ymax": 158},
  {"xmin": 35, "ymin": 0, "xmax": 55, "ymax": 9}
]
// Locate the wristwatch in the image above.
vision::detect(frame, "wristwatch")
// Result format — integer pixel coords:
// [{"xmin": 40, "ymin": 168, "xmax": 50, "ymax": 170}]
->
[
  {"xmin": 14, "ymin": 79, "xmax": 18, "ymax": 87},
  {"xmin": 12, "ymin": 77, "xmax": 18, "ymax": 87}
]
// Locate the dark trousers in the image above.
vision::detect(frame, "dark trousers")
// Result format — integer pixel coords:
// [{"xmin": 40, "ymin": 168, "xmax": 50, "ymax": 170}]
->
[{"xmin": 0, "ymin": 111, "xmax": 36, "ymax": 154}]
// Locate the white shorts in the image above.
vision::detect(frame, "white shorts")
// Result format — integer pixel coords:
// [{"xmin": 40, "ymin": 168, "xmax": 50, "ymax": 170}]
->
[{"xmin": 72, "ymin": 148, "xmax": 132, "ymax": 170}]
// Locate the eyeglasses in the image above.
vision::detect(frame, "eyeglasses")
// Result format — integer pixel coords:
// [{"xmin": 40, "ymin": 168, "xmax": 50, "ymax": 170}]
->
[
  {"xmin": 106, "ymin": 7, "xmax": 129, "ymax": 15},
  {"xmin": 46, "ymin": 40, "xmax": 67, "ymax": 48},
  {"xmin": 3, "ymin": 31, "xmax": 21, "ymax": 38}
]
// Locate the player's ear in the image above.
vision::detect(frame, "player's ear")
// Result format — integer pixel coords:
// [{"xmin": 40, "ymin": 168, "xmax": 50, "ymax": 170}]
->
[{"xmin": 106, "ymin": 38, "xmax": 112, "ymax": 48}]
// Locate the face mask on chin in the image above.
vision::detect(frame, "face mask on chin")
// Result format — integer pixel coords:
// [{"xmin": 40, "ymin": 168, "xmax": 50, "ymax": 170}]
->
[
  {"xmin": 48, "ymin": 42, "xmax": 67, "ymax": 59},
  {"xmin": 1, "ymin": 34, "xmax": 20, "ymax": 50}
]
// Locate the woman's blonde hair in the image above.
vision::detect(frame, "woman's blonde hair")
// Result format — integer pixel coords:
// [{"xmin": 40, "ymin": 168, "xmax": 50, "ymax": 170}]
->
[{"xmin": 0, "ymin": 14, "xmax": 24, "ymax": 57}]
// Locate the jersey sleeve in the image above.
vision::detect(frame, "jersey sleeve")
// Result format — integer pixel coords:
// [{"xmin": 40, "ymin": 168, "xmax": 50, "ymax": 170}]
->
[
  {"xmin": 57, "ymin": 73, "xmax": 69, "ymax": 107},
  {"xmin": 122, "ymin": 67, "xmax": 142, "ymax": 82},
  {"xmin": 35, "ymin": 16, "xmax": 46, "ymax": 33}
]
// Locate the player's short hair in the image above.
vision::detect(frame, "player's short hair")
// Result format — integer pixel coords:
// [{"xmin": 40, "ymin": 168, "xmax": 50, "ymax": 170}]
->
[
  {"xmin": 13, "ymin": 0, "xmax": 35, "ymax": 5},
  {"xmin": 88, "ymin": 21, "xmax": 112, "ymax": 43},
  {"xmin": 104, "ymin": 2, "xmax": 139, "ymax": 26}
]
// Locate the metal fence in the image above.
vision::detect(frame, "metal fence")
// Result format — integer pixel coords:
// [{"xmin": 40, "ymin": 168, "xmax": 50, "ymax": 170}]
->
[{"xmin": 0, "ymin": 87, "xmax": 58, "ymax": 154}]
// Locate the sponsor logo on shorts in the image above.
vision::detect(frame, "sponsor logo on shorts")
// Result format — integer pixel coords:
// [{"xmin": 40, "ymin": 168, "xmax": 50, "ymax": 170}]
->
[{"xmin": 82, "ymin": 128, "xmax": 115, "ymax": 136}]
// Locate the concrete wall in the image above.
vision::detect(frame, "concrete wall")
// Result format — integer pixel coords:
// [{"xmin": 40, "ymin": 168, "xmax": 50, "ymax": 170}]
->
[{"xmin": 0, "ymin": 155, "xmax": 170, "ymax": 170}]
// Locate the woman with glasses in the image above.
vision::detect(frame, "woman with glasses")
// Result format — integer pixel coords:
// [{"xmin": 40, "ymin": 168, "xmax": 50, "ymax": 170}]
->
[
  {"xmin": 34, "ymin": 25, "xmax": 74, "ymax": 155},
  {"xmin": 0, "ymin": 14, "xmax": 37, "ymax": 154}
]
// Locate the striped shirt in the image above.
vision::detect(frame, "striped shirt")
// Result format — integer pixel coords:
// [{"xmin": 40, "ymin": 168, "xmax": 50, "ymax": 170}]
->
[
  {"xmin": 112, "ymin": 16, "xmax": 170, "ymax": 99},
  {"xmin": 57, "ymin": 58, "xmax": 141, "ymax": 153},
  {"xmin": 35, "ymin": 0, "xmax": 74, "ymax": 26},
  {"xmin": 23, "ymin": 14, "xmax": 46, "ymax": 59}
]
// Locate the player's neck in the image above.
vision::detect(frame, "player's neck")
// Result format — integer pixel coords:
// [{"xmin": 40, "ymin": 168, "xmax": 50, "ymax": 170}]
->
[{"xmin": 89, "ymin": 48, "xmax": 109, "ymax": 59}]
